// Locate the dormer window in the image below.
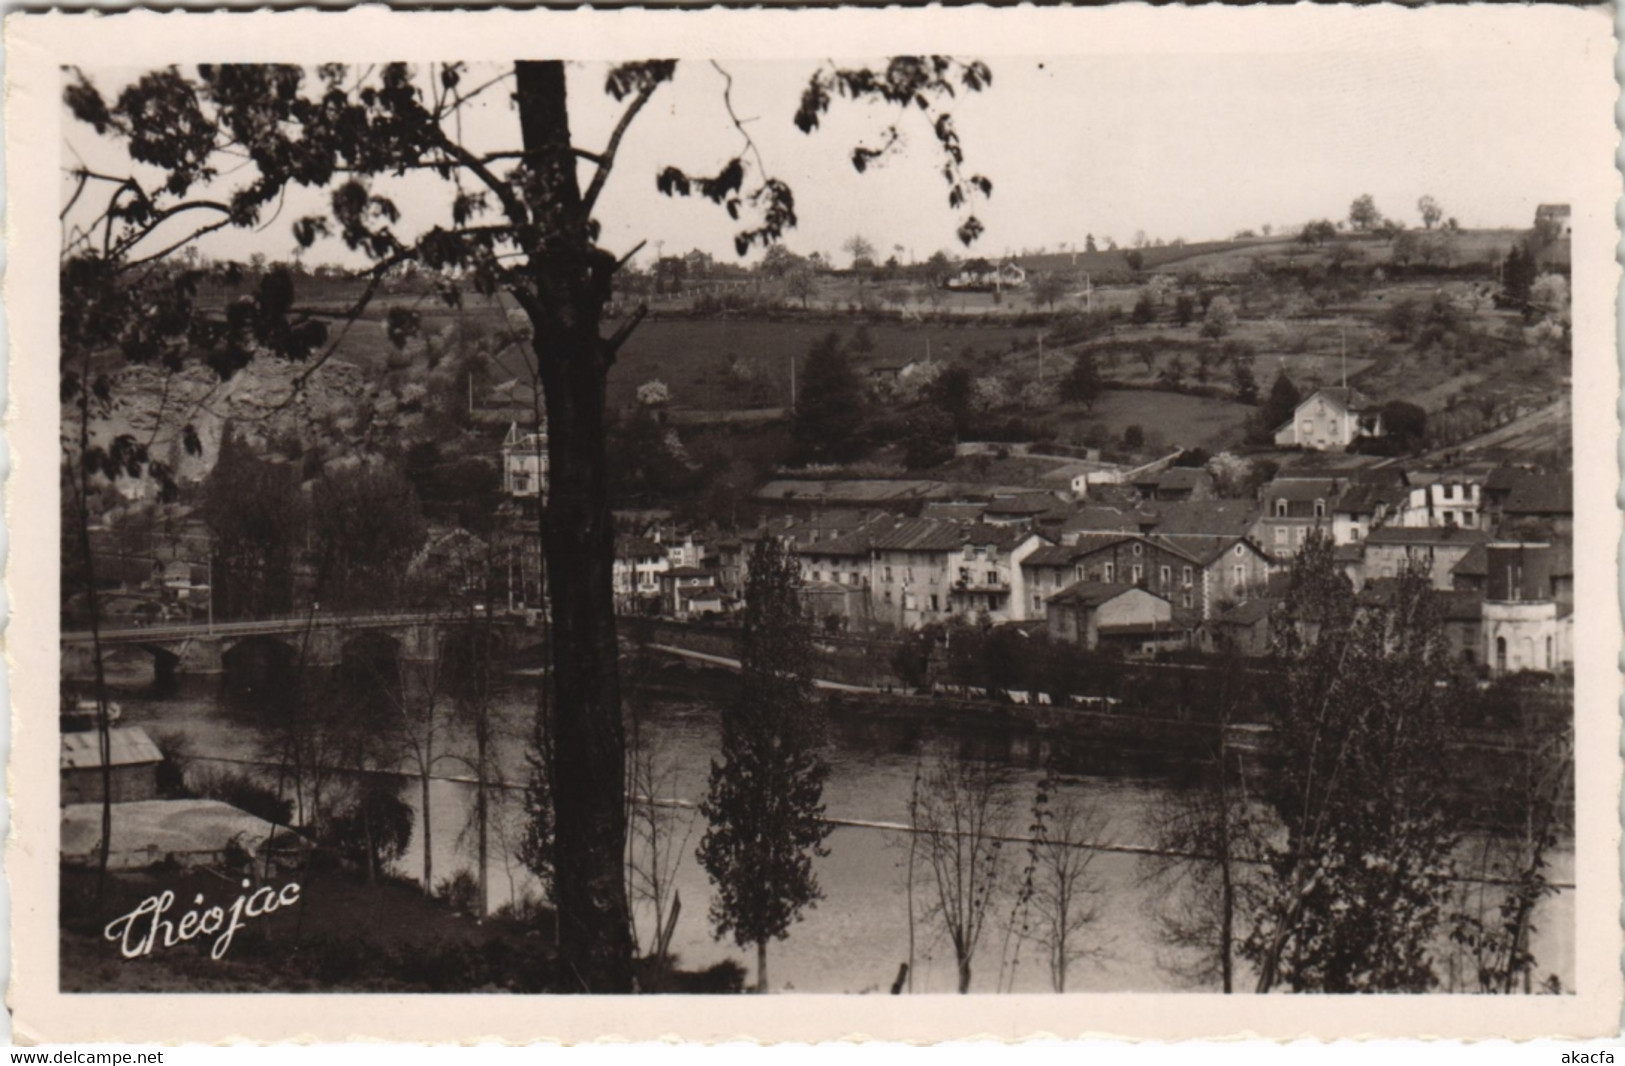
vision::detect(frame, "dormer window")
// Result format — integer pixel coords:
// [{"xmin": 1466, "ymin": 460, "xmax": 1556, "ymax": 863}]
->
[
  {"xmin": 1314, "ymin": 498, "xmax": 1326, "ymax": 519},
  {"xmin": 1275, "ymin": 499, "xmax": 1289, "ymax": 518}
]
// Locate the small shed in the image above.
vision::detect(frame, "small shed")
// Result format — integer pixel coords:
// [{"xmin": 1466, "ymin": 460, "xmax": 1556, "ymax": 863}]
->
[
  {"xmin": 60, "ymin": 727, "xmax": 163, "ymax": 806},
  {"xmin": 1045, "ymin": 581, "xmax": 1173, "ymax": 649}
]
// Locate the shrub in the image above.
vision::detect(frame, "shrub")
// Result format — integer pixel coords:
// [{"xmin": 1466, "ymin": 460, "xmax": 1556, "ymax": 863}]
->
[
  {"xmin": 435, "ymin": 870, "xmax": 481, "ymax": 914},
  {"xmin": 190, "ymin": 767, "xmax": 294, "ymax": 826}
]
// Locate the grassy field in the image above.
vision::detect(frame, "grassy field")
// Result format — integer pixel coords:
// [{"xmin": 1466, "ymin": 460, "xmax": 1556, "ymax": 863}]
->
[{"xmin": 1041, "ymin": 389, "xmax": 1256, "ymax": 455}]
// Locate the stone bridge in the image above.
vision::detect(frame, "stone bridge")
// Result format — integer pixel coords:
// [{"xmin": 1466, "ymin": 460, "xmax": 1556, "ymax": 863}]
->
[{"xmin": 61, "ymin": 611, "xmax": 527, "ymax": 683}]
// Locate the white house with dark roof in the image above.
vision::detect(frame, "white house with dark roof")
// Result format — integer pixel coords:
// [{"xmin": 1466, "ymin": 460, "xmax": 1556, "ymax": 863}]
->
[{"xmin": 1272, "ymin": 388, "xmax": 1383, "ymax": 451}]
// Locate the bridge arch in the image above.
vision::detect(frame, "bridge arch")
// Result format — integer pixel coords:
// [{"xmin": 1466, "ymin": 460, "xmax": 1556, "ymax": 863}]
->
[{"xmin": 221, "ymin": 635, "xmax": 300, "ymax": 701}]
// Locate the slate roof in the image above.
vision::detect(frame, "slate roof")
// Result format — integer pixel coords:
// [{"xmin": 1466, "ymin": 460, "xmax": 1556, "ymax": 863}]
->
[
  {"xmin": 61, "ymin": 727, "xmax": 162, "ymax": 770},
  {"xmin": 1451, "ymin": 544, "xmax": 1488, "ymax": 578},
  {"xmin": 1022, "ymin": 544, "xmax": 1083, "ymax": 569},
  {"xmin": 1334, "ymin": 483, "xmax": 1400, "ymax": 515},
  {"xmin": 1048, "ymin": 581, "xmax": 1144, "ymax": 608},
  {"xmin": 920, "ymin": 502, "xmax": 986, "ymax": 522},
  {"xmin": 1149, "ymin": 532, "xmax": 1258, "ymax": 566},
  {"xmin": 1060, "ymin": 506, "xmax": 1148, "ymax": 535},
  {"xmin": 1502, "ymin": 478, "xmax": 1572, "ymax": 517},
  {"xmin": 983, "ymin": 493, "xmax": 1062, "ymax": 516},
  {"xmin": 1147, "ymin": 500, "xmax": 1261, "ymax": 538},
  {"xmin": 1153, "ymin": 467, "xmax": 1211, "ymax": 491},
  {"xmin": 1304, "ymin": 386, "xmax": 1373, "ymax": 412},
  {"xmin": 1364, "ymin": 526, "xmax": 1487, "ymax": 547},
  {"xmin": 1262, "ymin": 479, "xmax": 1341, "ymax": 503},
  {"xmin": 615, "ymin": 535, "xmax": 665, "ymax": 560}
]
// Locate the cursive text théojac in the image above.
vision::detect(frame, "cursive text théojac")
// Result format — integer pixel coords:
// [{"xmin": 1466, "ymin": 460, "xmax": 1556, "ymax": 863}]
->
[{"xmin": 104, "ymin": 878, "xmax": 302, "ymax": 961}]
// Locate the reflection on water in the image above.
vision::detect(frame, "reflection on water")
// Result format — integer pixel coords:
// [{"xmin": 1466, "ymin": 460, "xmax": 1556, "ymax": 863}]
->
[{"xmin": 116, "ymin": 677, "xmax": 1575, "ymax": 994}]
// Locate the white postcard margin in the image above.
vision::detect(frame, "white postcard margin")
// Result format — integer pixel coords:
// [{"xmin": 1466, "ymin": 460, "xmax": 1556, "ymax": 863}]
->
[{"xmin": 4, "ymin": 2, "xmax": 1620, "ymax": 1043}]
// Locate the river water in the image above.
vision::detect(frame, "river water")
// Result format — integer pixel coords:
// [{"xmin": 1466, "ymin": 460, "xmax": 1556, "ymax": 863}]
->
[{"xmin": 116, "ymin": 676, "xmax": 1575, "ymax": 995}]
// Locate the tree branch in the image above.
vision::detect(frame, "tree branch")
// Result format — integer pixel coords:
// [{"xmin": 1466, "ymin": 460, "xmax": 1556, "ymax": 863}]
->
[
  {"xmin": 581, "ymin": 80, "xmax": 662, "ymax": 216},
  {"xmin": 604, "ymin": 303, "xmax": 648, "ymax": 364}
]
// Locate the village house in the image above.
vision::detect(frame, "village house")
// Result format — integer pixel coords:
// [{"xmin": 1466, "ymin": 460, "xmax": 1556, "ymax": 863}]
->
[
  {"xmin": 1480, "ymin": 470, "xmax": 1573, "ymax": 540},
  {"xmin": 1202, "ymin": 598, "xmax": 1275, "ymax": 657},
  {"xmin": 1481, "ymin": 540, "xmax": 1572, "ymax": 675},
  {"xmin": 1045, "ymin": 582, "xmax": 1178, "ymax": 652},
  {"xmin": 1390, "ymin": 467, "xmax": 1493, "ymax": 529},
  {"xmin": 1272, "ymin": 387, "xmax": 1383, "ymax": 451},
  {"xmin": 1360, "ymin": 524, "xmax": 1487, "ymax": 590},
  {"xmin": 1132, "ymin": 466, "xmax": 1214, "ymax": 503},
  {"xmin": 61, "ymin": 727, "xmax": 163, "ymax": 806},
  {"xmin": 658, "ymin": 565, "xmax": 722, "ymax": 620},
  {"xmin": 1255, "ymin": 478, "xmax": 1340, "ymax": 557},
  {"xmin": 1330, "ymin": 482, "xmax": 1400, "ymax": 546},
  {"xmin": 500, "ymin": 422, "xmax": 548, "ymax": 498},
  {"xmin": 613, "ymin": 534, "xmax": 668, "ymax": 613}
]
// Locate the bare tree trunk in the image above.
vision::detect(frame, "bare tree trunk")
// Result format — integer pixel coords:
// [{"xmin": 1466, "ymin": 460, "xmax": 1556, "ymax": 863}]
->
[
  {"xmin": 757, "ymin": 940, "xmax": 768, "ymax": 994},
  {"xmin": 516, "ymin": 59, "xmax": 633, "ymax": 994},
  {"xmin": 421, "ymin": 760, "xmax": 434, "ymax": 896},
  {"xmin": 957, "ymin": 954, "xmax": 972, "ymax": 994},
  {"xmin": 476, "ymin": 711, "xmax": 489, "ymax": 918},
  {"xmin": 72, "ymin": 353, "xmax": 114, "ymax": 908}
]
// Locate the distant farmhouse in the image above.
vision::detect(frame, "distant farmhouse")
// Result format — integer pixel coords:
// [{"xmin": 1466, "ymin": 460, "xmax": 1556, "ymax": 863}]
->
[
  {"xmin": 1273, "ymin": 388, "xmax": 1384, "ymax": 451},
  {"xmin": 944, "ymin": 260, "xmax": 1027, "ymax": 292}
]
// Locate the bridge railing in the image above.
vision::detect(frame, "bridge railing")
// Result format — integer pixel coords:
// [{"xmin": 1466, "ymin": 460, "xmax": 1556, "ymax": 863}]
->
[{"xmin": 62, "ymin": 607, "xmax": 518, "ymax": 642}]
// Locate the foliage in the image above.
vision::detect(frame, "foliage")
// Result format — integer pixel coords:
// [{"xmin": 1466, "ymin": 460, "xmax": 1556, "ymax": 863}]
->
[
  {"xmin": 1348, "ymin": 194, "xmax": 1381, "ymax": 233},
  {"xmin": 1230, "ymin": 357, "xmax": 1259, "ymax": 405},
  {"xmin": 190, "ymin": 766, "xmax": 295, "ymax": 827},
  {"xmin": 326, "ymin": 780, "xmax": 415, "ymax": 883},
  {"xmin": 434, "ymin": 870, "xmax": 482, "ymax": 914},
  {"xmin": 901, "ymin": 408, "xmax": 956, "ymax": 470},
  {"xmin": 1058, "ymin": 350, "xmax": 1103, "ymax": 410},
  {"xmin": 201, "ymin": 428, "xmax": 308, "ymax": 619},
  {"xmin": 1378, "ymin": 400, "xmax": 1428, "ymax": 454},
  {"xmin": 791, "ymin": 332, "xmax": 868, "ymax": 465},
  {"xmin": 66, "ymin": 54, "xmax": 992, "ymax": 993},
  {"xmin": 311, "ymin": 463, "xmax": 429, "ymax": 609},
  {"xmin": 1243, "ymin": 533, "xmax": 1458, "ymax": 992},
  {"xmin": 1200, "ymin": 296, "xmax": 1237, "ymax": 340},
  {"xmin": 697, "ymin": 536, "xmax": 832, "ymax": 992},
  {"xmin": 1417, "ymin": 195, "xmax": 1443, "ymax": 230},
  {"xmin": 1030, "ymin": 272, "xmax": 1069, "ymax": 311},
  {"xmin": 1256, "ymin": 369, "xmax": 1300, "ymax": 441}
]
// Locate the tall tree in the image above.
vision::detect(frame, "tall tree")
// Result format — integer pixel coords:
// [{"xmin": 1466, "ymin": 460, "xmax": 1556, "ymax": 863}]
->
[
  {"xmin": 1417, "ymin": 195, "xmax": 1443, "ymax": 230},
  {"xmin": 1058, "ymin": 350, "xmax": 1103, "ymax": 410},
  {"xmin": 910, "ymin": 752, "xmax": 1012, "ymax": 993},
  {"xmin": 1258, "ymin": 368, "xmax": 1301, "ymax": 438},
  {"xmin": 697, "ymin": 535, "xmax": 833, "ymax": 993},
  {"xmin": 310, "ymin": 463, "xmax": 429, "ymax": 609},
  {"xmin": 1243, "ymin": 533, "xmax": 1457, "ymax": 992},
  {"xmin": 1348, "ymin": 194, "xmax": 1381, "ymax": 233},
  {"xmin": 65, "ymin": 57, "xmax": 990, "ymax": 990},
  {"xmin": 790, "ymin": 331, "xmax": 867, "ymax": 464}
]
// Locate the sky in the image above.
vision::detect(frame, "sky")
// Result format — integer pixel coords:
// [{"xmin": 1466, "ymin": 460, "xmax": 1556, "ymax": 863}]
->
[{"xmin": 62, "ymin": 41, "xmax": 1601, "ymax": 271}]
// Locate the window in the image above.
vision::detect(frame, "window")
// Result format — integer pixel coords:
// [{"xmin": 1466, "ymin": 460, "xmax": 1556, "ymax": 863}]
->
[
  {"xmin": 1160, "ymin": 565, "xmax": 1171, "ymax": 586},
  {"xmin": 883, "ymin": 591, "xmax": 892, "ymax": 605},
  {"xmin": 1131, "ymin": 564, "xmax": 1143, "ymax": 584},
  {"xmin": 959, "ymin": 567, "xmax": 971, "ymax": 584},
  {"xmin": 1104, "ymin": 562, "xmax": 1115, "ymax": 583},
  {"xmin": 1132, "ymin": 542, "xmax": 1143, "ymax": 557},
  {"xmin": 1235, "ymin": 544, "xmax": 1245, "ymax": 557},
  {"xmin": 903, "ymin": 593, "xmax": 916, "ymax": 611},
  {"xmin": 1300, "ymin": 420, "xmax": 1312, "ymax": 439},
  {"xmin": 1233, "ymin": 564, "xmax": 1245, "ymax": 591},
  {"xmin": 986, "ymin": 570, "xmax": 998, "ymax": 586},
  {"xmin": 1183, "ymin": 566, "xmax": 1194, "ymax": 587},
  {"xmin": 1314, "ymin": 498, "xmax": 1326, "ymax": 519},
  {"xmin": 930, "ymin": 594, "xmax": 940, "ymax": 612},
  {"xmin": 1443, "ymin": 483, "xmax": 1455, "ymax": 500},
  {"xmin": 1276, "ymin": 499, "xmax": 1289, "ymax": 518},
  {"xmin": 1182, "ymin": 590, "xmax": 1193, "ymax": 609},
  {"xmin": 885, "ymin": 565, "xmax": 893, "ymax": 582},
  {"xmin": 1274, "ymin": 527, "xmax": 1288, "ymax": 546},
  {"xmin": 1296, "ymin": 527, "xmax": 1308, "ymax": 545},
  {"xmin": 1033, "ymin": 594, "xmax": 1043, "ymax": 612}
]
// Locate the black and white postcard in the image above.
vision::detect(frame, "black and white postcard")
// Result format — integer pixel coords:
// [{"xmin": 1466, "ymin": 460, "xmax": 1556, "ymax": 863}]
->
[{"xmin": 6, "ymin": 2, "xmax": 1620, "ymax": 1042}]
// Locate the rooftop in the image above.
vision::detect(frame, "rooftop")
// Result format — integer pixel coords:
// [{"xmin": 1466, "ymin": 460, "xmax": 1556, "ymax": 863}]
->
[{"xmin": 1048, "ymin": 580, "xmax": 1145, "ymax": 608}]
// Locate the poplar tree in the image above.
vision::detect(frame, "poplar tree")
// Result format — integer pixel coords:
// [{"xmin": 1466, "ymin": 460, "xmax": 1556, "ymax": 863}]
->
[{"xmin": 697, "ymin": 535, "xmax": 832, "ymax": 993}]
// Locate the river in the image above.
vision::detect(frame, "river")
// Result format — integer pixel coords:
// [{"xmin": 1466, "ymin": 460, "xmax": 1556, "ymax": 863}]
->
[{"xmin": 114, "ymin": 676, "xmax": 1575, "ymax": 995}]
